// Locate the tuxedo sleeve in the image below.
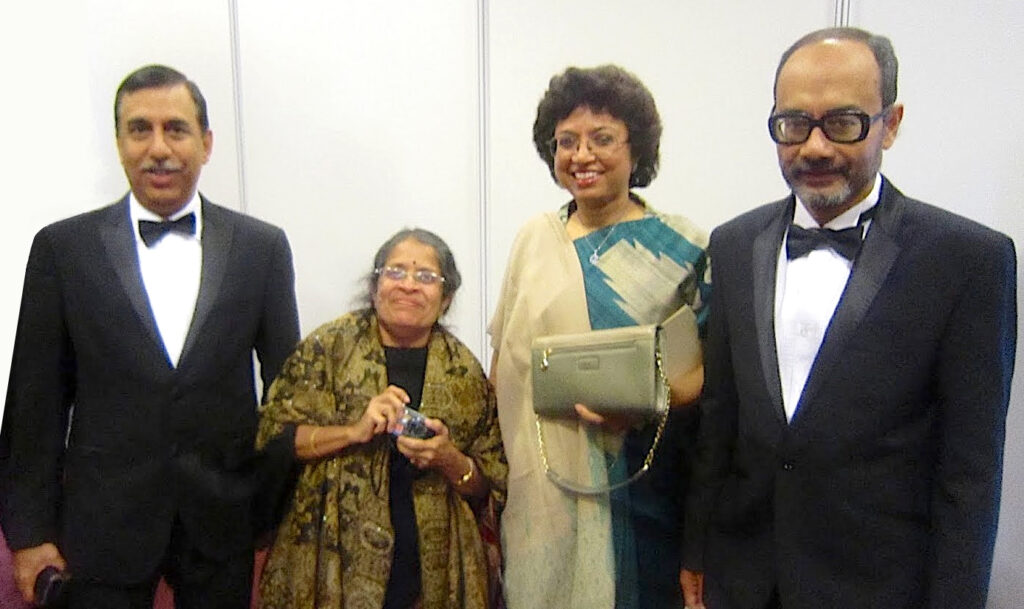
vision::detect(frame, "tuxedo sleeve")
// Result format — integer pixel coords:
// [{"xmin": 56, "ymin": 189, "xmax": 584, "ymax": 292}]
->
[
  {"xmin": 928, "ymin": 232, "xmax": 1016, "ymax": 608},
  {"xmin": 0, "ymin": 229, "xmax": 75, "ymax": 550},
  {"xmin": 683, "ymin": 230, "xmax": 739, "ymax": 571},
  {"xmin": 249, "ymin": 227, "xmax": 300, "ymax": 537},
  {"xmin": 254, "ymin": 227, "xmax": 300, "ymax": 398}
]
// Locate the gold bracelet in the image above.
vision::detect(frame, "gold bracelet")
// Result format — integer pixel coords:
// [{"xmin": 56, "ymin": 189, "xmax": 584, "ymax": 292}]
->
[
  {"xmin": 309, "ymin": 427, "xmax": 322, "ymax": 458},
  {"xmin": 456, "ymin": 456, "xmax": 475, "ymax": 485}
]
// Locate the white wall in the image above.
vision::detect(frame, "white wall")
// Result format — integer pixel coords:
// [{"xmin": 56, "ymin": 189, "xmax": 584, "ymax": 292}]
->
[
  {"xmin": 233, "ymin": 2, "xmax": 485, "ymax": 348},
  {"xmin": 1, "ymin": 1, "xmax": 1021, "ymax": 605}
]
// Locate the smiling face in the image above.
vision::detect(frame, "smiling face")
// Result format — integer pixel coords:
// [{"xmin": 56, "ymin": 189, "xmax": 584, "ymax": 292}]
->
[
  {"xmin": 373, "ymin": 238, "xmax": 451, "ymax": 348},
  {"xmin": 774, "ymin": 39, "xmax": 902, "ymax": 225},
  {"xmin": 116, "ymin": 83, "xmax": 212, "ymax": 217},
  {"xmin": 552, "ymin": 106, "xmax": 634, "ymax": 211}
]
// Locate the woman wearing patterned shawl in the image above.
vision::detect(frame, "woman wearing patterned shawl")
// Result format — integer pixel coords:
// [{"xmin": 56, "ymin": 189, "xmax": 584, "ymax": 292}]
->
[
  {"xmin": 257, "ymin": 228, "xmax": 506, "ymax": 609},
  {"xmin": 489, "ymin": 65, "xmax": 711, "ymax": 609}
]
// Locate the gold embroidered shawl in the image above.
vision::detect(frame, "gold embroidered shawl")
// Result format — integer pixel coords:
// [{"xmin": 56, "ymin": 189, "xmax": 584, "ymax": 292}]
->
[{"xmin": 256, "ymin": 310, "xmax": 506, "ymax": 609}]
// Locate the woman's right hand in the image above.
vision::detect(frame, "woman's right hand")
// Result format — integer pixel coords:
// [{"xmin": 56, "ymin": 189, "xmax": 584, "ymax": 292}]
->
[
  {"xmin": 352, "ymin": 385, "xmax": 410, "ymax": 444},
  {"xmin": 296, "ymin": 385, "xmax": 411, "ymax": 460}
]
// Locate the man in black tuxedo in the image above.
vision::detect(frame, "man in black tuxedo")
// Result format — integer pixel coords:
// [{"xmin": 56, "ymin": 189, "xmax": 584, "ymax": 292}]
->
[
  {"xmin": 681, "ymin": 28, "xmax": 1016, "ymax": 609},
  {"xmin": 0, "ymin": 65, "xmax": 300, "ymax": 607}
]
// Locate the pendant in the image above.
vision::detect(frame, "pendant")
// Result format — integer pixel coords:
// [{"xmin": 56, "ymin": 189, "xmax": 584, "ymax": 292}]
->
[{"xmin": 589, "ymin": 251, "xmax": 600, "ymax": 265}]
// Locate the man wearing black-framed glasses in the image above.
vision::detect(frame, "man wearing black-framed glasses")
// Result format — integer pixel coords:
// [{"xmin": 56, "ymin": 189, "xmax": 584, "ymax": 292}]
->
[{"xmin": 683, "ymin": 27, "xmax": 1016, "ymax": 609}]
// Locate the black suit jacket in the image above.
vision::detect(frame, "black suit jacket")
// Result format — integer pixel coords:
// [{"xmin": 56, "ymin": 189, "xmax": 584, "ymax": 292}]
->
[
  {"xmin": 0, "ymin": 195, "xmax": 300, "ymax": 584},
  {"xmin": 683, "ymin": 179, "xmax": 1016, "ymax": 609}
]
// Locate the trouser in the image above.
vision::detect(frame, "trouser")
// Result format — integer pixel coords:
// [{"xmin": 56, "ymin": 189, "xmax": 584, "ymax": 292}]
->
[
  {"xmin": 703, "ymin": 579, "xmax": 781, "ymax": 609},
  {"xmin": 69, "ymin": 517, "xmax": 253, "ymax": 609}
]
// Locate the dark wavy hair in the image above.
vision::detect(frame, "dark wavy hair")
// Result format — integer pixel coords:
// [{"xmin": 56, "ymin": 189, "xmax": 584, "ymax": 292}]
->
[
  {"xmin": 114, "ymin": 64, "xmax": 209, "ymax": 134},
  {"xmin": 774, "ymin": 27, "xmax": 898, "ymax": 109},
  {"xmin": 533, "ymin": 65, "xmax": 662, "ymax": 188},
  {"xmin": 360, "ymin": 228, "xmax": 462, "ymax": 315}
]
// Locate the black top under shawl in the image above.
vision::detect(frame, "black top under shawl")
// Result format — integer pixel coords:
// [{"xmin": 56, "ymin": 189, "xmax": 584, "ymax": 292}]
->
[{"xmin": 382, "ymin": 346, "xmax": 428, "ymax": 609}]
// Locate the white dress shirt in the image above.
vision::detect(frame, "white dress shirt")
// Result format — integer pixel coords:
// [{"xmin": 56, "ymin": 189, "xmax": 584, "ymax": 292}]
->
[
  {"xmin": 774, "ymin": 175, "xmax": 881, "ymax": 422},
  {"xmin": 129, "ymin": 193, "xmax": 203, "ymax": 367}
]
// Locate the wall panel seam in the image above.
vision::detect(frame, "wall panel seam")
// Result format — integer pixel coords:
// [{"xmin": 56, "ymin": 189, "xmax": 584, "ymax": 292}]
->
[
  {"xmin": 228, "ymin": 0, "xmax": 248, "ymax": 213},
  {"xmin": 477, "ymin": 0, "xmax": 491, "ymax": 361},
  {"xmin": 834, "ymin": 0, "xmax": 851, "ymax": 26}
]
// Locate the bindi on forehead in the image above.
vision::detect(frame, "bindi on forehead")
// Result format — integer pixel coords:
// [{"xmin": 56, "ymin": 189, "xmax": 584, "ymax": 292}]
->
[
  {"xmin": 387, "ymin": 244, "xmax": 441, "ymax": 271},
  {"xmin": 391, "ymin": 260, "xmax": 441, "ymax": 273}
]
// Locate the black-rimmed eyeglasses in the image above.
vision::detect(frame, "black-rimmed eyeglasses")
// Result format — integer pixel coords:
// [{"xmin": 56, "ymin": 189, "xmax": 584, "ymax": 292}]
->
[
  {"xmin": 768, "ymin": 108, "xmax": 890, "ymax": 145},
  {"xmin": 375, "ymin": 266, "xmax": 445, "ymax": 285}
]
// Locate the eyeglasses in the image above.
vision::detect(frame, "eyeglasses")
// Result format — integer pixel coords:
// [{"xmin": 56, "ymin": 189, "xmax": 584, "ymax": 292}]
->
[
  {"xmin": 768, "ymin": 108, "xmax": 890, "ymax": 145},
  {"xmin": 547, "ymin": 130, "xmax": 629, "ymax": 158},
  {"xmin": 375, "ymin": 266, "xmax": 445, "ymax": 285}
]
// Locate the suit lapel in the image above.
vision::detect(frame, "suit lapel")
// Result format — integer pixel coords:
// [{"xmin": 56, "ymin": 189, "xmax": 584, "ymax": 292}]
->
[
  {"xmin": 753, "ymin": 198, "xmax": 793, "ymax": 424},
  {"xmin": 793, "ymin": 180, "xmax": 903, "ymax": 424},
  {"xmin": 180, "ymin": 197, "xmax": 232, "ymax": 364},
  {"xmin": 100, "ymin": 196, "xmax": 166, "ymax": 352}
]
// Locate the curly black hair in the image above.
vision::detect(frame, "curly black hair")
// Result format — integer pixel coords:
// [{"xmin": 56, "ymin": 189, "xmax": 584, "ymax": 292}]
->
[{"xmin": 532, "ymin": 64, "xmax": 662, "ymax": 188}]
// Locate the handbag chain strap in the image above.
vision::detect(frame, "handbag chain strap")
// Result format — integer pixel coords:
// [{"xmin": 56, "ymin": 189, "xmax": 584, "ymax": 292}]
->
[{"xmin": 534, "ymin": 344, "xmax": 671, "ymax": 495}]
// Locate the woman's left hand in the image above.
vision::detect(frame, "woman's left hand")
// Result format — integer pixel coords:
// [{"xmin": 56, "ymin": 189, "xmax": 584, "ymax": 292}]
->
[
  {"xmin": 396, "ymin": 417, "xmax": 460, "ymax": 472},
  {"xmin": 398, "ymin": 416, "xmax": 489, "ymax": 497}
]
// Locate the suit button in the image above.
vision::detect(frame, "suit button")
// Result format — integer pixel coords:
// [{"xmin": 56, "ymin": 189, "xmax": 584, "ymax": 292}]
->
[{"xmin": 782, "ymin": 462, "xmax": 794, "ymax": 471}]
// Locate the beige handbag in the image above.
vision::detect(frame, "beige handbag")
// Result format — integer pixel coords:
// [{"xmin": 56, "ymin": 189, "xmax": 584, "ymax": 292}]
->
[
  {"xmin": 530, "ymin": 305, "xmax": 700, "ymax": 494},
  {"xmin": 531, "ymin": 305, "xmax": 699, "ymax": 416}
]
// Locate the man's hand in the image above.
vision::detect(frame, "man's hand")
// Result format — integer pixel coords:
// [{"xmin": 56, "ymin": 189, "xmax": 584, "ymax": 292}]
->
[
  {"xmin": 12, "ymin": 542, "xmax": 66, "ymax": 603},
  {"xmin": 681, "ymin": 568, "xmax": 706, "ymax": 609}
]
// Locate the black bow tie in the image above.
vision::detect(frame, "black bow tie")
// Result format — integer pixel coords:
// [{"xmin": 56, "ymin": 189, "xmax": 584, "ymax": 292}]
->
[
  {"xmin": 786, "ymin": 224, "xmax": 864, "ymax": 261},
  {"xmin": 786, "ymin": 205, "xmax": 876, "ymax": 261},
  {"xmin": 139, "ymin": 213, "xmax": 196, "ymax": 247}
]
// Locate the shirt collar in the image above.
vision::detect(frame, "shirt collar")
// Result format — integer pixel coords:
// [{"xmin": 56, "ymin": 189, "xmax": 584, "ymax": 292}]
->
[{"xmin": 793, "ymin": 173, "xmax": 882, "ymax": 230}]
